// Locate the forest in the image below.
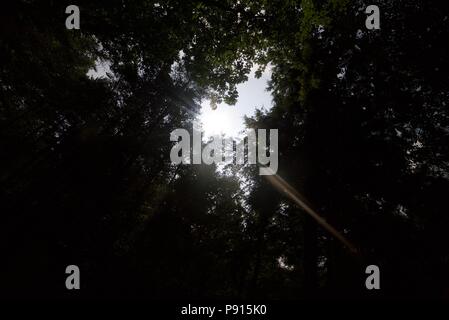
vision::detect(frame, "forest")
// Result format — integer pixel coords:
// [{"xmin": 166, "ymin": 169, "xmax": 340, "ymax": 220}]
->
[{"xmin": 1, "ymin": 0, "xmax": 449, "ymax": 300}]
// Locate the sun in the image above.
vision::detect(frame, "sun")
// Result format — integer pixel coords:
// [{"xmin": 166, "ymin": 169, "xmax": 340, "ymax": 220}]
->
[{"xmin": 199, "ymin": 103, "xmax": 235, "ymax": 139}]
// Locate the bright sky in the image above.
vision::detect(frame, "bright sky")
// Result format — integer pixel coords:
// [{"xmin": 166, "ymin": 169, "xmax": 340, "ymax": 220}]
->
[
  {"xmin": 199, "ymin": 65, "xmax": 273, "ymax": 140},
  {"xmin": 87, "ymin": 61, "xmax": 273, "ymax": 140}
]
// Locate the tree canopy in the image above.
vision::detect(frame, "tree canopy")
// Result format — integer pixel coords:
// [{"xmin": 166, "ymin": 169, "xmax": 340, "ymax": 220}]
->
[{"xmin": 1, "ymin": 0, "xmax": 448, "ymax": 299}]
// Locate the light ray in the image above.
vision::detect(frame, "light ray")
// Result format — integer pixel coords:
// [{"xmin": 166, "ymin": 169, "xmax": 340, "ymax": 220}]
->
[{"xmin": 262, "ymin": 167, "xmax": 359, "ymax": 255}]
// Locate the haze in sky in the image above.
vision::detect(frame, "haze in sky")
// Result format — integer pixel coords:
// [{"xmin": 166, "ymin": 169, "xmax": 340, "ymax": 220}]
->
[
  {"xmin": 87, "ymin": 61, "xmax": 273, "ymax": 141},
  {"xmin": 199, "ymin": 65, "xmax": 273, "ymax": 140}
]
